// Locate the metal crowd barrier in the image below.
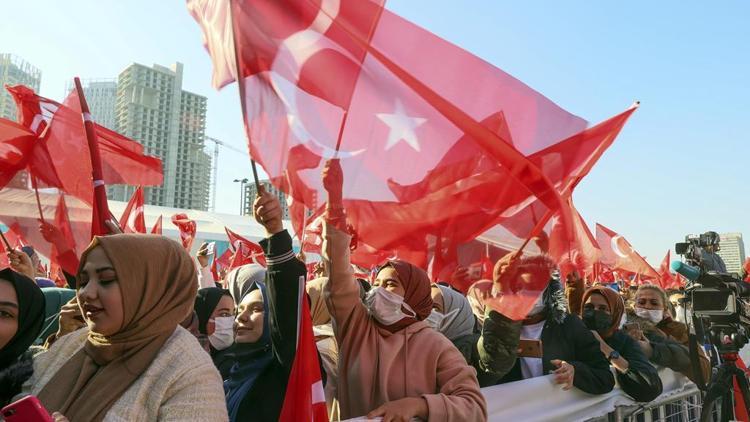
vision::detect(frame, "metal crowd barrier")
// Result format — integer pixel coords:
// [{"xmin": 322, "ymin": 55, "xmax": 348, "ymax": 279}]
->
[{"xmin": 587, "ymin": 386, "xmax": 715, "ymax": 422}]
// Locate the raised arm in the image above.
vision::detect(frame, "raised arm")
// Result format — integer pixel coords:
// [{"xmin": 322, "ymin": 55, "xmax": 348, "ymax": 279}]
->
[
  {"xmin": 254, "ymin": 185, "xmax": 306, "ymax": 367},
  {"xmin": 320, "ymin": 159, "xmax": 369, "ymax": 340}
]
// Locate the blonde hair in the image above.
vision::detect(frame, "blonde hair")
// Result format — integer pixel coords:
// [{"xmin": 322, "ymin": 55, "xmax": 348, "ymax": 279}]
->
[{"xmin": 636, "ymin": 284, "xmax": 669, "ymax": 310}]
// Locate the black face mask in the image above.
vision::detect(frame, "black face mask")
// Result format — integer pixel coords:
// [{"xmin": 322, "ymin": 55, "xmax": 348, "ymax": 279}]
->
[{"xmin": 582, "ymin": 309, "xmax": 613, "ymax": 334}]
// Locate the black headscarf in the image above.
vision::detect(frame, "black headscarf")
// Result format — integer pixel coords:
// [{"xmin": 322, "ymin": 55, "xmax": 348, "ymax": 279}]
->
[
  {"xmin": 194, "ymin": 287, "xmax": 232, "ymax": 335},
  {"xmin": 0, "ymin": 268, "xmax": 45, "ymax": 369}
]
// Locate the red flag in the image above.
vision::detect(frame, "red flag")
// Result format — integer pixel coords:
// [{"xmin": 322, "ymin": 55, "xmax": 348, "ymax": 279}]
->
[
  {"xmin": 279, "ymin": 278, "xmax": 328, "ymax": 422},
  {"xmin": 189, "ymin": 0, "xmax": 588, "ymax": 268},
  {"xmin": 5, "ymin": 84, "xmax": 163, "ymax": 201},
  {"xmin": 0, "ymin": 118, "xmax": 39, "ymax": 188},
  {"xmin": 171, "ymin": 213, "xmax": 196, "ymax": 251},
  {"xmin": 215, "ymin": 248, "xmax": 233, "ymax": 271},
  {"xmin": 151, "ymin": 215, "xmax": 163, "ymax": 235},
  {"xmin": 658, "ymin": 250, "xmax": 675, "ymax": 289},
  {"xmin": 596, "ymin": 223, "xmax": 659, "ymax": 279},
  {"xmin": 225, "ymin": 227, "xmax": 267, "ymax": 268},
  {"xmin": 48, "ymin": 194, "xmax": 80, "ymax": 276},
  {"xmin": 0, "ymin": 189, "xmax": 92, "ymax": 269},
  {"xmin": 120, "ymin": 186, "xmax": 147, "ymax": 233}
]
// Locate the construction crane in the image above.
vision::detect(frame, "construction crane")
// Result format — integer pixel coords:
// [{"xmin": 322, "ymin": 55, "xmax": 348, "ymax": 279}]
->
[{"xmin": 205, "ymin": 136, "xmax": 249, "ymax": 212}]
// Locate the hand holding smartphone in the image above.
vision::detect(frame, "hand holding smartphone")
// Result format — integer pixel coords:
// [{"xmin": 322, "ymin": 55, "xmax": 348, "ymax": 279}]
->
[{"xmin": 1, "ymin": 395, "xmax": 53, "ymax": 422}]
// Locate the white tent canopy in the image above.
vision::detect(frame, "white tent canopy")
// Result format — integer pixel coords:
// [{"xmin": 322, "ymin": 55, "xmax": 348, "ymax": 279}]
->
[{"xmin": 0, "ymin": 188, "xmax": 299, "ymax": 257}]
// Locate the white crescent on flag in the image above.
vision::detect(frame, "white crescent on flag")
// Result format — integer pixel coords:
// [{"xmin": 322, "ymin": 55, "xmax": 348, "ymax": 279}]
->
[{"xmin": 610, "ymin": 235, "xmax": 630, "ymax": 259}]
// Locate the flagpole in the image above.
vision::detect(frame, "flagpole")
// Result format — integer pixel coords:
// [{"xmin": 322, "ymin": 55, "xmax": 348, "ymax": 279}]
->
[
  {"xmin": 0, "ymin": 230, "xmax": 11, "ymax": 251},
  {"xmin": 73, "ymin": 77, "xmax": 112, "ymax": 237},
  {"xmin": 30, "ymin": 174, "xmax": 46, "ymax": 223},
  {"xmin": 228, "ymin": 0, "xmax": 260, "ymax": 190}
]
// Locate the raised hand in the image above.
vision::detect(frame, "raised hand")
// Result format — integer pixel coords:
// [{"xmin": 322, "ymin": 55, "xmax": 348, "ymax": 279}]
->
[
  {"xmin": 253, "ymin": 184, "xmax": 284, "ymax": 236},
  {"xmin": 8, "ymin": 248, "xmax": 35, "ymax": 280},
  {"xmin": 322, "ymin": 158, "xmax": 343, "ymax": 206}
]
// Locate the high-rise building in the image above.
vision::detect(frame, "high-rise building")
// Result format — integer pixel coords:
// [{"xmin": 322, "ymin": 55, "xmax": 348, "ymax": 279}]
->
[
  {"xmin": 243, "ymin": 181, "xmax": 291, "ymax": 219},
  {"xmin": 110, "ymin": 62, "xmax": 211, "ymax": 211},
  {"xmin": 717, "ymin": 233, "xmax": 746, "ymax": 275},
  {"xmin": 0, "ymin": 54, "xmax": 41, "ymax": 120},
  {"xmin": 66, "ymin": 79, "xmax": 118, "ymax": 130},
  {"xmin": 0, "ymin": 54, "xmax": 41, "ymax": 189}
]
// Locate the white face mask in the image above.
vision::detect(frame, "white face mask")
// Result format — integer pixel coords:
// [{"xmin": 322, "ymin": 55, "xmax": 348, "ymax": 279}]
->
[
  {"xmin": 425, "ymin": 308, "xmax": 460, "ymax": 332},
  {"xmin": 208, "ymin": 316, "xmax": 235, "ymax": 350},
  {"xmin": 635, "ymin": 307, "xmax": 663, "ymax": 323},
  {"xmin": 365, "ymin": 287, "xmax": 416, "ymax": 326}
]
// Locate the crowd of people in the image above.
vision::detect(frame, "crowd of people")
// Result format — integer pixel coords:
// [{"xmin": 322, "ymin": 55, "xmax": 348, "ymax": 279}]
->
[{"xmin": 0, "ymin": 159, "xmax": 713, "ymax": 422}]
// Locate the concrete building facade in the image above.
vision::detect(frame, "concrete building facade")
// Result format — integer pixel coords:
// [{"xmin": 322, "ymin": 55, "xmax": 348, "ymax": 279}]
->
[
  {"xmin": 717, "ymin": 232, "xmax": 746, "ymax": 275},
  {"xmin": 110, "ymin": 62, "xmax": 211, "ymax": 211},
  {"xmin": 243, "ymin": 180, "xmax": 291, "ymax": 219},
  {"xmin": 67, "ymin": 79, "xmax": 118, "ymax": 130}
]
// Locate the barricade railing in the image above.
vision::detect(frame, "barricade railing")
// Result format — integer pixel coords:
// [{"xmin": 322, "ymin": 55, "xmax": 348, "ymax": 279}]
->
[
  {"xmin": 484, "ymin": 368, "xmax": 696, "ymax": 421},
  {"xmin": 586, "ymin": 385, "xmax": 707, "ymax": 422}
]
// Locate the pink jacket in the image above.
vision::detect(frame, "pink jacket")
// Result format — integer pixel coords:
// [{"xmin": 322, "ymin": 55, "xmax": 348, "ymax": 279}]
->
[{"xmin": 323, "ymin": 223, "xmax": 487, "ymax": 421}]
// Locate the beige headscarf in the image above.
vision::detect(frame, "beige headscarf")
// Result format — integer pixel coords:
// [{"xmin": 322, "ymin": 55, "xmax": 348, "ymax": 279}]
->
[
  {"xmin": 38, "ymin": 234, "xmax": 197, "ymax": 422},
  {"xmin": 306, "ymin": 277, "xmax": 331, "ymax": 326}
]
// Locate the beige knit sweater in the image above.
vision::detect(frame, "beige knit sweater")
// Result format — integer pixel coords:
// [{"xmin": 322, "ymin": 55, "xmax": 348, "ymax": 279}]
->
[{"xmin": 21, "ymin": 326, "xmax": 229, "ymax": 422}]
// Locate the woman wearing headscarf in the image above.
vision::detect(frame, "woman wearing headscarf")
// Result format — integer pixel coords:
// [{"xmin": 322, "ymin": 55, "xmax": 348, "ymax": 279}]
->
[
  {"xmin": 0, "ymin": 268, "xmax": 44, "ymax": 407},
  {"xmin": 429, "ymin": 284, "xmax": 476, "ymax": 357},
  {"xmin": 581, "ymin": 286, "xmax": 662, "ymax": 402},
  {"xmin": 429, "ymin": 283, "xmax": 510, "ymax": 388},
  {"xmin": 307, "ymin": 276, "xmax": 340, "ymax": 419},
  {"xmin": 223, "ymin": 185, "xmax": 308, "ymax": 422},
  {"xmin": 225, "ymin": 263, "xmax": 266, "ymax": 306},
  {"xmin": 20, "ymin": 235, "xmax": 228, "ymax": 421},
  {"xmin": 322, "ymin": 159, "xmax": 487, "ymax": 422},
  {"xmin": 194, "ymin": 287, "xmax": 236, "ymax": 379}
]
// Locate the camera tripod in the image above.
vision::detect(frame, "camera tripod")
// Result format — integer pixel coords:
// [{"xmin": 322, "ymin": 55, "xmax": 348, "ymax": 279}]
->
[{"xmin": 700, "ymin": 351, "xmax": 750, "ymax": 422}]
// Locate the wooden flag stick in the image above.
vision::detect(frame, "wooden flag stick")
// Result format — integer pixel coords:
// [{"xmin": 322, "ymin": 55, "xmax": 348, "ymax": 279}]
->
[
  {"xmin": 228, "ymin": 0, "xmax": 261, "ymax": 190},
  {"xmin": 30, "ymin": 174, "xmax": 46, "ymax": 223},
  {"xmin": 0, "ymin": 230, "xmax": 11, "ymax": 252}
]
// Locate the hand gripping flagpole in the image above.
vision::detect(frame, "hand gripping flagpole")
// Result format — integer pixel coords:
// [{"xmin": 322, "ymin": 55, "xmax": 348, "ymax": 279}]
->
[{"xmin": 228, "ymin": 0, "xmax": 260, "ymax": 190}]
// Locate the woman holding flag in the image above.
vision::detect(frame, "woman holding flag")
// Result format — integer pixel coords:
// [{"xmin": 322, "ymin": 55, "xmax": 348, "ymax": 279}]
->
[
  {"xmin": 321, "ymin": 159, "xmax": 487, "ymax": 421},
  {"xmin": 223, "ymin": 185, "xmax": 310, "ymax": 422}
]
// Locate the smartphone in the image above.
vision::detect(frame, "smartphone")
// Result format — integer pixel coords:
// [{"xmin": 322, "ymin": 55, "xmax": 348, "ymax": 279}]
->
[
  {"xmin": 518, "ymin": 339, "xmax": 543, "ymax": 358},
  {"xmin": 1, "ymin": 395, "xmax": 53, "ymax": 422}
]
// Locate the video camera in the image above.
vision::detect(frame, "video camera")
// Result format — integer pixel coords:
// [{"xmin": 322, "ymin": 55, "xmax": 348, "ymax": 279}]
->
[
  {"xmin": 675, "ymin": 232, "xmax": 721, "ymax": 269},
  {"xmin": 673, "ymin": 239, "xmax": 750, "ymax": 353}
]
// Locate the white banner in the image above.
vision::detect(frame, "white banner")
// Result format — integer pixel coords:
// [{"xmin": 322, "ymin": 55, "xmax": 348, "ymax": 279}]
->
[{"xmin": 484, "ymin": 368, "xmax": 690, "ymax": 422}]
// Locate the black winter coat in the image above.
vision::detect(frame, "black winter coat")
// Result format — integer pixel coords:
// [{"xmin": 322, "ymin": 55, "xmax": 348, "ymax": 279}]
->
[
  {"xmin": 498, "ymin": 314, "xmax": 615, "ymax": 395},
  {"xmin": 605, "ymin": 330, "xmax": 662, "ymax": 402},
  {"xmin": 234, "ymin": 230, "xmax": 306, "ymax": 422}
]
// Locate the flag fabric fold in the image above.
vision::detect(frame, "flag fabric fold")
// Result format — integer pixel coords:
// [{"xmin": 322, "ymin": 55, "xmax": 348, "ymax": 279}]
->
[
  {"xmin": 596, "ymin": 223, "xmax": 659, "ymax": 280},
  {"xmin": 188, "ymin": 0, "xmax": 590, "ymax": 272},
  {"xmin": 279, "ymin": 276, "xmax": 328, "ymax": 422},
  {"xmin": 120, "ymin": 187, "xmax": 147, "ymax": 234},
  {"xmin": 171, "ymin": 213, "xmax": 197, "ymax": 251}
]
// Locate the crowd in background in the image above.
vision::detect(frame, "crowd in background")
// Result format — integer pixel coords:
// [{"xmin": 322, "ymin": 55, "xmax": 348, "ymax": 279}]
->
[{"xmin": 0, "ymin": 159, "xmax": 716, "ymax": 422}]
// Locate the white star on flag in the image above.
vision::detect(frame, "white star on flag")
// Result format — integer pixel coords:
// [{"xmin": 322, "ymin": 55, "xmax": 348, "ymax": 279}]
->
[{"xmin": 376, "ymin": 99, "xmax": 427, "ymax": 152}]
